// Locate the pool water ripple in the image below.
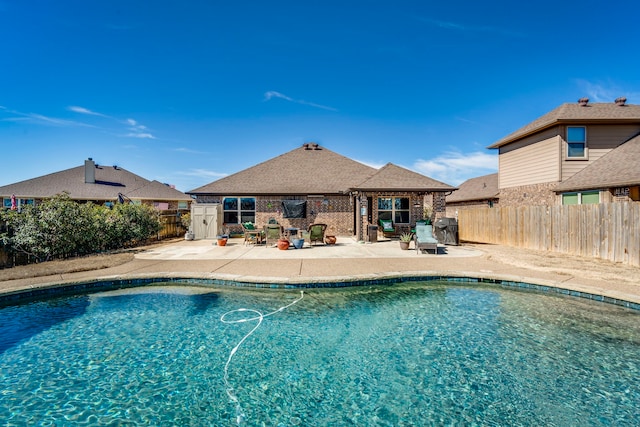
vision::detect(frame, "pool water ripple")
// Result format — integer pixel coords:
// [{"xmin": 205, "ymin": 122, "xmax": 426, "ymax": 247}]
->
[{"xmin": 0, "ymin": 283, "xmax": 639, "ymax": 425}]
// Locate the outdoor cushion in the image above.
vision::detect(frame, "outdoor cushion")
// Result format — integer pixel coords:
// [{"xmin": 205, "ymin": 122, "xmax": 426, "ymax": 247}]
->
[
  {"xmin": 243, "ymin": 222, "xmax": 255, "ymax": 230},
  {"xmin": 380, "ymin": 220, "xmax": 393, "ymax": 231},
  {"xmin": 415, "ymin": 224, "xmax": 438, "ymax": 255},
  {"xmin": 415, "ymin": 224, "xmax": 437, "ymax": 243}
]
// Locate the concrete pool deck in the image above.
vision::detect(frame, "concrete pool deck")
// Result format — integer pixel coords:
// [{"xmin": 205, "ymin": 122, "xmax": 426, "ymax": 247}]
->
[{"xmin": 1, "ymin": 237, "xmax": 639, "ymax": 306}]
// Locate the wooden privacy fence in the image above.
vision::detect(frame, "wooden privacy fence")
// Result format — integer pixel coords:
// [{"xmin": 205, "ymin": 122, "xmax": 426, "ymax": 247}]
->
[
  {"xmin": 458, "ymin": 203, "xmax": 640, "ymax": 267},
  {"xmin": 157, "ymin": 210, "xmax": 188, "ymax": 240}
]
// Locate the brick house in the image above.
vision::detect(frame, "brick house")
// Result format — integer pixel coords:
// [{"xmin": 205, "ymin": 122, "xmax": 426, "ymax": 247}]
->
[
  {"xmin": 187, "ymin": 143, "xmax": 456, "ymax": 239},
  {"xmin": 445, "ymin": 173, "xmax": 499, "ymax": 217},
  {"xmin": 0, "ymin": 158, "xmax": 192, "ymax": 211},
  {"xmin": 488, "ymin": 97, "xmax": 640, "ymax": 206}
]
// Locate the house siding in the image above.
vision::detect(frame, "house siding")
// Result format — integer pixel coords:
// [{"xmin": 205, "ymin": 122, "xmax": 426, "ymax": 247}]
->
[
  {"xmin": 561, "ymin": 124, "xmax": 640, "ymax": 181},
  {"xmin": 499, "ymin": 133, "xmax": 561, "ymax": 189}
]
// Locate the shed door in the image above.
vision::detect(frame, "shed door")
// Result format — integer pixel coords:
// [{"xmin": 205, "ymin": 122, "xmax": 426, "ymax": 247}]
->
[{"xmin": 191, "ymin": 204, "xmax": 221, "ymax": 239}]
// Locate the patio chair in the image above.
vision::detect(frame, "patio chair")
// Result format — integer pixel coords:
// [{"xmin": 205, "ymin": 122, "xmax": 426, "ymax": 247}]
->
[
  {"xmin": 307, "ymin": 223, "xmax": 328, "ymax": 246},
  {"xmin": 379, "ymin": 219, "xmax": 395, "ymax": 237},
  {"xmin": 242, "ymin": 222, "xmax": 263, "ymax": 245},
  {"xmin": 263, "ymin": 223, "xmax": 283, "ymax": 247},
  {"xmin": 414, "ymin": 224, "xmax": 438, "ymax": 255},
  {"xmin": 411, "ymin": 219, "xmax": 429, "ymax": 233}
]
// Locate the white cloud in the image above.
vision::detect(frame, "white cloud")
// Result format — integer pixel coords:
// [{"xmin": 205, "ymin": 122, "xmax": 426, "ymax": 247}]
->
[
  {"xmin": 124, "ymin": 118, "xmax": 154, "ymax": 139},
  {"xmin": 575, "ymin": 79, "xmax": 640, "ymax": 103},
  {"xmin": 413, "ymin": 151, "xmax": 497, "ymax": 186},
  {"xmin": 2, "ymin": 108, "xmax": 93, "ymax": 127},
  {"xmin": 68, "ymin": 106, "xmax": 109, "ymax": 117},
  {"xmin": 353, "ymin": 158, "xmax": 386, "ymax": 169},
  {"xmin": 417, "ymin": 16, "xmax": 523, "ymax": 37},
  {"xmin": 264, "ymin": 90, "xmax": 338, "ymax": 111},
  {"xmin": 180, "ymin": 168, "xmax": 228, "ymax": 178},
  {"xmin": 125, "ymin": 132, "xmax": 155, "ymax": 139},
  {"xmin": 3, "ymin": 104, "xmax": 157, "ymax": 139},
  {"xmin": 173, "ymin": 147, "xmax": 205, "ymax": 154}
]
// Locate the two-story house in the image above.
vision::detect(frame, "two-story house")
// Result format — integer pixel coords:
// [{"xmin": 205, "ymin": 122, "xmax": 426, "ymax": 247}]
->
[{"xmin": 488, "ymin": 97, "xmax": 640, "ymax": 206}]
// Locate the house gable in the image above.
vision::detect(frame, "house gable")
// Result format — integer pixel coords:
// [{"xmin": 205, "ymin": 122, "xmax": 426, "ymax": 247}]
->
[
  {"xmin": 188, "ymin": 143, "xmax": 377, "ymax": 196},
  {"xmin": 490, "ymin": 99, "xmax": 640, "ymax": 206},
  {"xmin": 353, "ymin": 163, "xmax": 456, "ymax": 192}
]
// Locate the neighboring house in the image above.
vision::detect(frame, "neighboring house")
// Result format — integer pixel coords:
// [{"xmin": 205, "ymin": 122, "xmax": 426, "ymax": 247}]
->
[
  {"xmin": 187, "ymin": 143, "xmax": 456, "ymax": 239},
  {"xmin": 445, "ymin": 173, "xmax": 499, "ymax": 216},
  {"xmin": 488, "ymin": 97, "xmax": 640, "ymax": 206},
  {"xmin": 0, "ymin": 158, "xmax": 192, "ymax": 211}
]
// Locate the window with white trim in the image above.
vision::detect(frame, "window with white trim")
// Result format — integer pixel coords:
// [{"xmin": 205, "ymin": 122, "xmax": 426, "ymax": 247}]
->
[
  {"xmin": 567, "ymin": 126, "xmax": 586, "ymax": 158},
  {"xmin": 223, "ymin": 197, "xmax": 256, "ymax": 224},
  {"xmin": 378, "ymin": 197, "xmax": 410, "ymax": 223}
]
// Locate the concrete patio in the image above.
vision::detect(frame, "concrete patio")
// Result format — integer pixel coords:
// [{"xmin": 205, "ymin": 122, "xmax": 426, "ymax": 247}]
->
[{"xmin": 1, "ymin": 237, "xmax": 639, "ymax": 307}]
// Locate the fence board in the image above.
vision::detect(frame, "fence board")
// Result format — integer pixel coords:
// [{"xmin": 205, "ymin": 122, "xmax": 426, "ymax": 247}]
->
[{"xmin": 458, "ymin": 203, "xmax": 640, "ymax": 267}]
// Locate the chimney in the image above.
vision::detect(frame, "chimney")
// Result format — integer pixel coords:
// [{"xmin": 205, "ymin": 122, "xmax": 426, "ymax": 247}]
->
[
  {"xmin": 578, "ymin": 97, "xmax": 589, "ymax": 106},
  {"xmin": 84, "ymin": 158, "xmax": 95, "ymax": 183},
  {"xmin": 615, "ymin": 97, "xmax": 627, "ymax": 106}
]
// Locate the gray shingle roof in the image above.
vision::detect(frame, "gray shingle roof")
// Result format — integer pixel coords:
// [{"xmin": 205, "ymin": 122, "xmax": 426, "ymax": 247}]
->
[
  {"xmin": 187, "ymin": 144, "xmax": 376, "ymax": 195},
  {"xmin": 555, "ymin": 134, "xmax": 640, "ymax": 192},
  {"xmin": 188, "ymin": 144, "xmax": 455, "ymax": 195},
  {"xmin": 354, "ymin": 163, "xmax": 456, "ymax": 192},
  {"xmin": 0, "ymin": 162, "xmax": 191, "ymax": 202},
  {"xmin": 489, "ymin": 102, "xmax": 640, "ymax": 149},
  {"xmin": 446, "ymin": 173, "xmax": 499, "ymax": 203}
]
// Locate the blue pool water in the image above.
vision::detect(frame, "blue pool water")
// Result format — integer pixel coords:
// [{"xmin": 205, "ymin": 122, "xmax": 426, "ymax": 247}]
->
[{"xmin": 1, "ymin": 282, "xmax": 639, "ymax": 426}]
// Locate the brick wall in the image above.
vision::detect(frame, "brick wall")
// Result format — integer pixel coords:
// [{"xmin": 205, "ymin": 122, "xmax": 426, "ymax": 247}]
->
[
  {"xmin": 255, "ymin": 195, "xmax": 353, "ymax": 236},
  {"xmin": 498, "ymin": 183, "xmax": 557, "ymax": 207},
  {"xmin": 197, "ymin": 192, "xmax": 454, "ymax": 237}
]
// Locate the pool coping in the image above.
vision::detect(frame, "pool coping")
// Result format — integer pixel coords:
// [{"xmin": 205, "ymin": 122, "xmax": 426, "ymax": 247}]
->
[{"xmin": 2, "ymin": 271, "xmax": 639, "ymax": 311}]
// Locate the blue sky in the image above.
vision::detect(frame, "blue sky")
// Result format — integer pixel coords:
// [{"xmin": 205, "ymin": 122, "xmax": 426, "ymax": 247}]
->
[{"xmin": 2, "ymin": 0, "xmax": 639, "ymax": 192}]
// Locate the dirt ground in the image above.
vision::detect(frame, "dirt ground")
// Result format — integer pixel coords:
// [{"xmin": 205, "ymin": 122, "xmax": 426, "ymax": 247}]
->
[
  {"xmin": 0, "ymin": 240, "xmax": 638, "ymax": 286},
  {"xmin": 477, "ymin": 243, "xmax": 639, "ymax": 287}
]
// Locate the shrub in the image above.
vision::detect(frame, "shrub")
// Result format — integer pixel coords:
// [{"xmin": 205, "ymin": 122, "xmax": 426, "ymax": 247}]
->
[{"xmin": 1, "ymin": 193, "xmax": 162, "ymax": 262}]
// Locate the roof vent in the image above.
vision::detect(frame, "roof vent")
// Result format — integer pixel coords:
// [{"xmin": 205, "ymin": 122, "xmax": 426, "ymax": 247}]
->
[
  {"xmin": 578, "ymin": 97, "xmax": 589, "ymax": 106},
  {"xmin": 615, "ymin": 97, "xmax": 627, "ymax": 106},
  {"xmin": 303, "ymin": 142, "xmax": 321, "ymax": 150}
]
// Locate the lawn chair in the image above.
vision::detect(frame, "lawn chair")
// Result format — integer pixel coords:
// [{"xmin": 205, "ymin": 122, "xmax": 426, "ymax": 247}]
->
[
  {"xmin": 263, "ymin": 223, "xmax": 283, "ymax": 247},
  {"xmin": 414, "ymin": 224, "xmax": 438, "ymax": 255},
  {"xmin": 379, "ymin": 219, "xmax": 395, "ymax": 237},
  {"xmin": 307, "ymin": 223, "xmax": 328, "ymax": 246},
  {"xmin": 242, "ymin": 222, "xmax": 263, "ymax": 245}
]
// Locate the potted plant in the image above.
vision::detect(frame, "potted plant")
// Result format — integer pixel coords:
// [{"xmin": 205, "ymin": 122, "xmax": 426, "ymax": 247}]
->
[
  {"xmin": 399, "ymin": 232, "xmax": 412, "ymax": 250},
  {"xmin": 277, "ymin": 238, "xmax": 290, "ymax": 250},
  {"xmin": 181, "ymin": 213, "xmax": 195, "ymax": 240},
  {"xmin": 423, "ymin": 206, "xmax": 433, "ymax": 225},
  {"xmin": 216, "ymin": 234, "xmax": 228, "ymax": 246},
  {"xmin": 292, "ymin": 237, "xmax": 305, "ymax": 249}
]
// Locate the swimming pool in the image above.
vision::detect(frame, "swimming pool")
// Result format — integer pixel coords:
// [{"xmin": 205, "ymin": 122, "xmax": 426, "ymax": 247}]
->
[{"xmin": 1, "ymin": 281, "xmax": 639, "ymax": 425}]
